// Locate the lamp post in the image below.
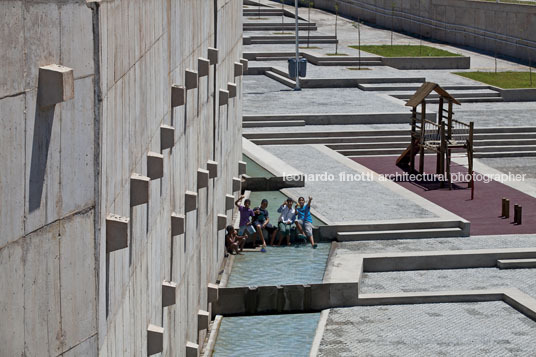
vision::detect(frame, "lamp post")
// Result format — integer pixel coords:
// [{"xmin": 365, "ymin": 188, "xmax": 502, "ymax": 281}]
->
[{"xmin": 295, "ymin": 0, "xmax": 301, "ymax": 90}]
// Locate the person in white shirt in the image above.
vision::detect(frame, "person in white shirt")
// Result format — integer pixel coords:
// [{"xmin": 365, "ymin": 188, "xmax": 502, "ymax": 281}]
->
[{"xmin": 276, "ymin": 198, "xmax": 296, "ymax": 246}]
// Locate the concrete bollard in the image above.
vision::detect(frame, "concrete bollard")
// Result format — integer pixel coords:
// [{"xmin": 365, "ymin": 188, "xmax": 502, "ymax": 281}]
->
[
  {"xmin": 106, "ymin": 214, "xmax": 129, "ymax": 253},
  {"xmin": 130, "ymin": 174, "xmax": 150, "ymax": 206},
  {"xmin": 171, "ymin": 85, "xmax": 185, "ymax": 107},
  {"xmin": 147, "ymin": 152, "xmax": 164, "ymax": 180},
  {"xmin": 514, "ymin": 205, "xmax": 522, "ymax": 225},
  {"xmin": 162, "ymin": 281, "xmax": 177, "ymax": 307},
  {"xmin": 38, "ymin": 64, "xmax": 74, "ymax": 107},
  {"xmin": 501, "ymin": 197, "xmax": 507, "ymax": 217},
  {"xmin": 171, "ymin": 213, "xmax": 185, "ymax": 236},
  {"xmin": 147, "ymin": 324, "xmax": 164, "ymax": 356},
  {"xmin": 160, "ymin": 125, "xmax": 175, "ymax": 151},
  {"xmin": 503, "ymin": 198, "xmax": 510, "ymax": 218}
]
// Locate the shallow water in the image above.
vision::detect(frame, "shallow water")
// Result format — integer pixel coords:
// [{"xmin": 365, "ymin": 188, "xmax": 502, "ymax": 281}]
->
[
  {"xmin": 213, "ymin": 313, "xmax": 321, "ymax": 357},
  {"xmin": 226, "ymin": 242, "xmax": 330, "ymax": 287}
]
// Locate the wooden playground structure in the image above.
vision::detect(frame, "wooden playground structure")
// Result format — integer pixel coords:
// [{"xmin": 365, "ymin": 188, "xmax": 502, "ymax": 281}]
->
[{"xmin": 396, "ymin": 82, "xmax": 474, "ymax": 190}]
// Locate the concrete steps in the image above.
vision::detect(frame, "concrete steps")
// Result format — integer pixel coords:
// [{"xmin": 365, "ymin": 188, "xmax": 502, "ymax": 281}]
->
[
  {"xmin": 244, "ymin": 23, "xmax": 317, "ymax": 31},
  {"xmin": 337, "ymin": 227, "xmax": 464, "ymax": 241},
  {"xmin": 244, "ymin": 126, "xmax": 536, "ymax": 158},
  {"xmin": 497, "ymin": 259, "xmax": 536, "ymax": 269},
  {"xmin": 243, "ymin": 120, "xmax": 305, "ymax": 128}
]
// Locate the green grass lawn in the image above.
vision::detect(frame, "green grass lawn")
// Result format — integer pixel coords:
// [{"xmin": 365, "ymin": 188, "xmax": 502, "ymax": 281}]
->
[
  {"xmin": 454, "ymin": 71, "xmax": 536, "ymax": 89},
  {"xmin": 348, "ymin": 45, "xmax": 461, "ymax": 57}
]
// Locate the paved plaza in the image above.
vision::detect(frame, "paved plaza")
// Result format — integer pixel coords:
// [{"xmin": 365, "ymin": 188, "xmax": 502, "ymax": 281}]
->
[{"xmin": 213, "ymin": 1, "xmax": 536, "ymax": 356}]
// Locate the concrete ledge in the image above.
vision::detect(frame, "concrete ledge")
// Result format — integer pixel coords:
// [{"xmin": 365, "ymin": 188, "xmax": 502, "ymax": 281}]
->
[
  {"xmin": 309, "ymin": 309, "xmax": 330, "ymax": 357},
  {"xmin": 243, "ymin": 113, "xmax": 424, "ymax": 125},
  {"xmin": 208, "ymin": 47, "xmax": 219, "ymax": 65},
  {"xmin": 212, "ymin": 282, "xmax": 359, "ymax": 316},
  {"xmin": 202, "ymin": 315, "xmax": 222, "ymax": 357},
  {"xmin": 497, "ymin": 258, "xmax": 536, "ymax": 269},
  {"xmin": 381, "ymin": 56, "xmax": 470, "ymax": 70},
  {"xmin": 358, "ymin": 289, "xmax": 504, "ymax": 305},
  {"xmin": 318, "ymin": 218, "xmax": 469, "ymax": 240},
  {"xmin": 495, "ymin": 87, "xmax": 536, "ymax": 102},
  {"xmin": 242, "ymin": 138, "xmax": 304, "ymax": 182},
  {"xmin": 361, "ymin": 248, "xmax": 536, "ymax": 272},
  {"xmin": 243, "ymin": 176, "xmax": 305, "ymax": 190},
  {"xmin": 503, "ymin": 288, "xmax": 536, "ymax": 321}
]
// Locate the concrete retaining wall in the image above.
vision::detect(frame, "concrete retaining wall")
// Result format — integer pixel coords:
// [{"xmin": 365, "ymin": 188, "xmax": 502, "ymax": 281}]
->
[
  {"xmin": 0, "ymin": 0, "xmax": 243, "ymax": 356},
  {"xmin": 312, "ymin": 0, "xmax": 536, "ymax": 64}
]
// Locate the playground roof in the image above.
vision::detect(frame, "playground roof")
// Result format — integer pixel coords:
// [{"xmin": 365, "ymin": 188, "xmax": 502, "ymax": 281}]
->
[{"xmin": 406, "ymin": 82, "xmax": 461, "ymax": 107}]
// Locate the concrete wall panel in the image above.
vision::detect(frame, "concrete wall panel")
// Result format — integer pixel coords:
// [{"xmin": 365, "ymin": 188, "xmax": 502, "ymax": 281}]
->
[
  {"xmin": 59, "ymin": 210, "xmax": 97, "ymax": 353},
  {"xmin": 0, "ymin": 1, "xmax": 24, "ymax": 97},
  {"xmin": 0, "ymin": 95, "xmax": 26, "ymax": 248},
  {"xmin": 0, "ymin": 242, "xmax": 24, "ymax": 356}
]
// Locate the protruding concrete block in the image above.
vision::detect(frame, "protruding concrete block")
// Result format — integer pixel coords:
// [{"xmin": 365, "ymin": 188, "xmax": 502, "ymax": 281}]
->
[
  {"xmin": 171, "ymin": 85, "xmax": 185, "ymax": 107},
  {"xmin": 130, "ymin": 174, "xmax": 150, "ymax": 207},
  {"xmin": 197, "ymin": 169, "xmax": 209, "ymax": 189},
  {"xmin": 240, "ymin": 58, "xmax": 249, "ymax": 72},
  {"xmin": 208, "ymin": 283, "xmax": 219, "ymax": 303},
  {"xmin": 234, "ymin": 62, "xmax": 243, "ymax": 77},
  {"xmin": 38, "ymin": 64, "xmax": 74, "ymax": 107},
  {"xmin": 228, "ymin": 82, "xmax": 237, "ymax": 98},
  {"xmin": 171, "ymin": 213, "xmax": 185, "ymax": 236},
  {"xmin": 106, "ymin": 214, "xmax": 129, "ymax": 253},
  {"xmin": 147, "ymin": 152, "xmax": 164, "ymax": 180},
  {"xmin": 225, "ymin": 194, "xmax": 235, "ymax": 210},
  {"xmin": 147, "ymin": 324, "xmax": 164, "ymax": 356},
  {"xmin": 198, "ymin": 310, "xmax": 210, "ymax": 331},
  {"xmin": 162, "ymin": 281, "xmax": 177, "ymax": 307},
  {"xmin": 208, "ymin": 47, "xmax": 219, "ymax": 65},
  {"xmin": 217, "ymin": 214, "xmax": 227, "ymax": 230},
  {"xmin": 160, "ymin": 125, "xmax": 175, "ymax": 151},
  {"xmin": 232, "ymin": 177, "xmax": 241, "ymax": 192},
  {"xmin": 185, "ymin": 191, "xmax": 197, "ymax": 212},
  {"xmin": 207, "ymin": 160, "xmax": 218, "ymax": 179},
  {"xmin": 185, "ymin": 69, "xmax": 198, "ymax": 90},
  {"xmin": 198, "ymin": 57, "xmax": 210, "ymax": 77},
  {"xmin": 219, "ymin": 89, "xmax": 229, "ymax": 106},
  {"xmin": 238, "ymin": 160, "xmax": 247, "ymax": 175},
  {"xmin": 186, "ymin": 341, "xmax": 199, "ymax": 357}
]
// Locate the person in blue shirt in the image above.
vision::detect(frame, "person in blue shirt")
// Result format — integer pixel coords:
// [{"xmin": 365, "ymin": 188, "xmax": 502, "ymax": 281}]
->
[{"xmin": 295, "ymin": 196, "xmax": 317, "ymax": 248}]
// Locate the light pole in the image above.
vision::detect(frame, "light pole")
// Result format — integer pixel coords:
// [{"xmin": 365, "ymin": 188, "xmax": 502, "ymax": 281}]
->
[{"xmin": 295, "ymin": 0, "xmax": 301, "ymax": 90}]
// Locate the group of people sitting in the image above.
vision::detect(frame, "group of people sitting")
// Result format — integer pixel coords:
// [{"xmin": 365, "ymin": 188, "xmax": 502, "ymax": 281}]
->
[{"xmin": 225, "ymin": 195, "xmax": 318, "ymax": 255}]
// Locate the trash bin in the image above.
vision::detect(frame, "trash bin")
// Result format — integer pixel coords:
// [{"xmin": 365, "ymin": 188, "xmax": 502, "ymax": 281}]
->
[{"xmin": 288, "ymin": 58, "xmax": 307, "ymax": 79}]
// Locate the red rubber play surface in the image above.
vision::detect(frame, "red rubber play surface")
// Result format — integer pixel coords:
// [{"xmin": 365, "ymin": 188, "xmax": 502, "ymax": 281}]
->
[{"xmin": 353, "ymin": 155, "xmax": 536, "ymax": 235}]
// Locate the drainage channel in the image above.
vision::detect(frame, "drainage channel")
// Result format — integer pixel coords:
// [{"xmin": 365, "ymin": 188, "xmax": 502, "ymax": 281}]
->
[{"xmin": 212, "ymin": 173, "xmax": 330, "ymax": 355}]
